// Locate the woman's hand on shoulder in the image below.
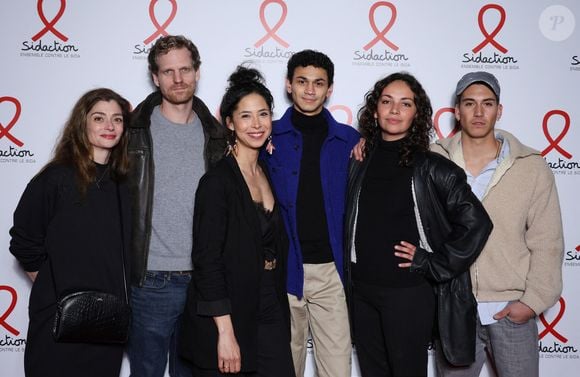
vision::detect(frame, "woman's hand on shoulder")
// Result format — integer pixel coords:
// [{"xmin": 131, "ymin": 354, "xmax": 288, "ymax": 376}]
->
[{"xmin": 350, "ymin": 138, "xmax": 366, "ymax": 161}]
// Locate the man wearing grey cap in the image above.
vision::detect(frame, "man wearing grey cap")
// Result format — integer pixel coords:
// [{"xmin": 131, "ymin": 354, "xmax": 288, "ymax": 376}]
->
[{"xmin": 431, "ymin": 71, "xmax": 564, "ymax": 376}]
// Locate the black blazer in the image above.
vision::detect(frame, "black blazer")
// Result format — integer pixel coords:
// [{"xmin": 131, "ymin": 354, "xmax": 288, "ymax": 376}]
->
[{"xmin": 179, "ymin": 155, "xmax": 289, "ymax": 371}]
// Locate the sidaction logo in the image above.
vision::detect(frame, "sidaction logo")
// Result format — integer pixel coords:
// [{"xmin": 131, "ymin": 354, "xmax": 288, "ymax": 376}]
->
[
  {"xmin": 328, "ymin": 105, "xmax": 353, "ymax": 126},
  {"xmin": 133, "ymin": 0, "xmax": 177, "ymax": 59},
  {"xmin": 461, "ymin": 4, "xmax": 518, "ymax": 70},
  {"xmin": 20, "ymin": 0, "xmax": 80, "ymax": 59},
  {"xmin": 538, "ymin": 297, "xmax": 578, "ymax": 359},
  {"xmin": 0, "ymin": 285, "xmax": 26, "ymax": 351},
  {"xmin": 571, "ymin": 55, "xmax": 580, "ymax": 71},
  {"xmin": 243, "ymin": 0, "xmax": 294, "ymax": 62},
  {"xmin": 353, "ymin": 1, "xmax": 410, "ymax": 68},
  {"xmin": 564, "ymin": 245, "xmax": 580, "ymax": 267},
  {"xmin": 432, "ymin": 107, "xmax": 459, "ymax": 141},
  {"xmin": 541, "ymin": 109, "xmax": 580, "ymax": 174},
  {"xmin": 0, "ymin": 96, "xmax": 36, "ymax": 164}
]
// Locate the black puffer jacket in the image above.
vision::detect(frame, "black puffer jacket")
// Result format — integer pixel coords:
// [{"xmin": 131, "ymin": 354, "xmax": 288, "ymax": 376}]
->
[
  {"xmin": 344, "ymin": 145, "xmax": 492, "ymax": 366},
  {"xmin": 127, "ymin": 91, "xmax": 227, "ymax": 286}
]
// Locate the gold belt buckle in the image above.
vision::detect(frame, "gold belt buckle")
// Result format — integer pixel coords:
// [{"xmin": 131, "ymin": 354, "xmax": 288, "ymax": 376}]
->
[{"xmin": 264, "ymin": 259, "xmax": 277, "ymax": 270}]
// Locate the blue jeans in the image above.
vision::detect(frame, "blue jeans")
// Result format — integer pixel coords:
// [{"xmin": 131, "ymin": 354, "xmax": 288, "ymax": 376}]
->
[
  {"xmin": 128, "ymin": 271, "xmax": 193, "ymax": 377},
  {"xmin": 436, "ymin": 314, "xmax": 539, "ymax": 377}
]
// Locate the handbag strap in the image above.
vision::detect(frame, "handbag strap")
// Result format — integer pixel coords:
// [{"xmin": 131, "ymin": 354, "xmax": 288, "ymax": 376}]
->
[
  {"xmin": 115, "ymin": 182, "xmax": 129, "ymax": 304},
  {"xmin": 47, "ymin": 178, "xmax": 129, "ymax": 304}
]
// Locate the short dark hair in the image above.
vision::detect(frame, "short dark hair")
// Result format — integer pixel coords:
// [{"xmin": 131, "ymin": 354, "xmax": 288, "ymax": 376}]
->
[
  {"xmin": 286, "ymin": 49, "xmax": 334, "ymax": 85},
  {"xmin": 148, "ymin": 35, "xmax": 201, "ymax": 74}
]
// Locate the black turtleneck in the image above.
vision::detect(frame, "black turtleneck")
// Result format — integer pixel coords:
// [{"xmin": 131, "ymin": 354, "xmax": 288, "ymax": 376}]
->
[
  {"xmin": 292, "ymin": 110, "xmax": 333, "ymax": 264},
  {"xmin": 353, "ymin": 138, "xmax": 425, "ymax": 287}
]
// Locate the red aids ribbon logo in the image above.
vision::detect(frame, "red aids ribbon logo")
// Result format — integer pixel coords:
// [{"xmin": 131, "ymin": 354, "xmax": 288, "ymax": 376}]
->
[
  {"xmin": 254, "ymin": 0, "xmax": 289, "ymax": 48},
  {"xmin": 143, "ymin": 0, "xmax": 178, "ymax": 45},
  {"xmin": 433, "ymin": 107, "xmax": 458, "ymax": 140},
  {"xmin": 472, "ymin": 4, "xmax": 508, "ymax": 54},
  {"xmin": 539, "ymin": 297, "xmax": 567, "ymax": 343},
  {"xmin": 363, "ymin": 2, "xmax": 399, "ymax": 51},
  {"xmin": 31, "ymin": 0, "xmax": 68, "ymax": 42},
  {"xmin": 0, "ymin": 97, "xmax": 24, "ymax": 147},
  {"xmin": 0, "ymin": 286, "xmax": 20, "ymax": 336},
  {"xmin": 329, "ymin": 105, "xmax": 353, "ymax": 126},
  {"xmin": 541, "ymin": 110, "xmax": 572, "ymax": 159}
]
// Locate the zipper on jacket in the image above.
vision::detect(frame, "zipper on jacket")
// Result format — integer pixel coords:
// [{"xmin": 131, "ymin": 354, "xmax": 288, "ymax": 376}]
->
[
  {"xmin": 140, "ymin": 126, "xmax": 155, "ymax": 287},
  {"xmin": 474, "ymin": 263, "xmax": 479, "ymax": 299}
]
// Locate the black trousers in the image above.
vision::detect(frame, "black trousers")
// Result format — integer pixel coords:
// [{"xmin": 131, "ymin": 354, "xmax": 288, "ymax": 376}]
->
[
  {"xmin": 193, "ymin": 270, "xmax": 294, "ymax": 377},
  {"xmin": 353, "ymin": 279, "xmax": 436, "ymax": 377}
]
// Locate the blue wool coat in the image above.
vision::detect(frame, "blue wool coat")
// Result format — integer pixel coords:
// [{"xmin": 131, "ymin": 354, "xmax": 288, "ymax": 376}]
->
[{"xmin": 262, "ymin": 106, "xmax": 360, "ymax": 298}]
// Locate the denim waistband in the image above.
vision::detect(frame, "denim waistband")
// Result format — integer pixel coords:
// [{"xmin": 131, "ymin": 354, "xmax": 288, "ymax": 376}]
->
[{"xmin": 148, "ymin": 270, "xmax": 192, "ymax": 277}]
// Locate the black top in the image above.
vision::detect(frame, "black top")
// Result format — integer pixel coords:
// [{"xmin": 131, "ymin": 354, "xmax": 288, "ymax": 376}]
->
[
  {"xmin": 353, "ymin": 138, "xmax": 425, "ymax": 287},
  {"xmin": 344, "ymin": 144, "xmax": 494, "ymax": 365},
  {"xmin": 9, "ymin": 163, "xmax": 131, "ymax": 377},
  {"xmin": 180, "ymin": 156, "xmax": 290, "ymax": 371},
  {"xmin": 292, "ymin": 110, "xmax": 333, "ymax": 264},
  {"xmin": 254, "ymin": 202, "xmax": 278, "ymax": 262}
]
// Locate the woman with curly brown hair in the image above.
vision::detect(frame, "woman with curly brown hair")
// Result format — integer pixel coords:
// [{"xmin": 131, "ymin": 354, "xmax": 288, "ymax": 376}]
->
[
  {"xmin": 344, "ymin": 72, "xmax": 493, "ymax": 376},
  {"xmin": 10, "ymin": 88, "xmax": 132, "ymax": 377}
]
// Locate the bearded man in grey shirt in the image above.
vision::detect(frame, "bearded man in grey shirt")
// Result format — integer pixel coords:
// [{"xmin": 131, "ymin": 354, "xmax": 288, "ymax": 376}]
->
[{"xmin": 126, "ymin": 35, "xmax": 226, "ymax": 377}]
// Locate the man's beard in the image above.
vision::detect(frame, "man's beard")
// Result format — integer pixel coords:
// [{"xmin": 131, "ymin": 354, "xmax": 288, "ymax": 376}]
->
[{"xmin": 161, "ymin": 85, "xmax": 195, "ymax": 105}]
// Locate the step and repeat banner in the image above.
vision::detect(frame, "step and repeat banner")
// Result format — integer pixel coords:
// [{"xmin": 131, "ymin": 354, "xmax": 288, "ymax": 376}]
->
[{"xmin": 1, "ymin": 1, "xmax": 579, "ymax": 376}]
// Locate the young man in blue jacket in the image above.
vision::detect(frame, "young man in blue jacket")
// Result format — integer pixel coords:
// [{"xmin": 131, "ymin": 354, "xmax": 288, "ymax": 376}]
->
[{"xmin": 262, "ymin": 50, "xmax": 360, "ymax": 377}]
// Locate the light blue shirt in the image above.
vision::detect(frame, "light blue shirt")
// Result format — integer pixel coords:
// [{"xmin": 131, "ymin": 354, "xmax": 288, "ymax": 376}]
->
[
  {"xmin": 465, "ymin": 133, "xmax": 510, "ymax": 325},
  {"xmin": 465, "ymin": 133, "xmax": 509, "ymax": 200}
]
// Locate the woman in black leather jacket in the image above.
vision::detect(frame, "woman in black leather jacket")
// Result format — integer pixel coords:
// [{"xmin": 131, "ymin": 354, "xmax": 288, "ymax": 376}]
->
[{"xmin": 345, "ymin": 72, "xmax": 492, "ymax": 376}]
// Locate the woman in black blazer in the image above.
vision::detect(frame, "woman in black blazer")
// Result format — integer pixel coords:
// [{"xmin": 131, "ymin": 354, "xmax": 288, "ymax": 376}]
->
[{"xmin": 180, "ymin": 66, "xmax": 294, "ymax": 377}]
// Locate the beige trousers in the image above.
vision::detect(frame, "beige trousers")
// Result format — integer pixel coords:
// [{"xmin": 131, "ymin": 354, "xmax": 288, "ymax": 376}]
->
[{"xmin": 288, "ymin": 262, "xmax": 352, "ymax": 377}]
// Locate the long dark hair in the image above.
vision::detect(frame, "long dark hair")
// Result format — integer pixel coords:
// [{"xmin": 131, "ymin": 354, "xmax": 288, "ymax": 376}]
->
[
  {"xmin": 358, "ymin": 72, "xmax": 433, "ymax": 166},
  {"xmin": 49, "ymin": 88, "xmax": 131, "ymax": 195},
  {"xmin": 219, "ymin": 65, "xmax": 273, "ymax": 148}
]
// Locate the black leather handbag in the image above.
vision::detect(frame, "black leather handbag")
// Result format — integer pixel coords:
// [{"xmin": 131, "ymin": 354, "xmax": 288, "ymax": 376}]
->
[
  {"xmin": 51, "ymin": 183, "xmax": 131, "ymax": 344},
  {"xmin": 52, "ymin": 290, "xmax": 131, "ymax": 343}
]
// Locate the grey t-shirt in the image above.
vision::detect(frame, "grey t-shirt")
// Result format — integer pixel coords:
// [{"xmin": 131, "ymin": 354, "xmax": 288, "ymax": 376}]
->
[{"xmin": 147, "ymin": 105, "xmax": 205, "ymax": 271}]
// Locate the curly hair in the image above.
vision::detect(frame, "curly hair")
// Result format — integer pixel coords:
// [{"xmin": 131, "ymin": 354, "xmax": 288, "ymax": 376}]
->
[
  {"xmin": 357, "ymin": 72, "xmax": 433, "ymax": 166},
  {"xmin": 148, "ymin": 35, "xmax": 201, "ymax": 74},
  {"xmin": 50, "ymin": 88, "xmax": 131, "ymax": 196}
]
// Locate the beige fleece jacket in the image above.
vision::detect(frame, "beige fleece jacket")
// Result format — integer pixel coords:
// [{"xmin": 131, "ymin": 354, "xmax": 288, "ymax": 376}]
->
[{"xmin": 431, "ymin": 129, "xmax": 564, "ymax": 315}]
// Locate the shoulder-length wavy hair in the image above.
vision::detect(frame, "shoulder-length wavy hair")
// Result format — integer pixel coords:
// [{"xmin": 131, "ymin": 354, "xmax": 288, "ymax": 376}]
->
[
  {"xmin": 49, "ymin": 88, "xmax": 131, "ymax": 195},
  {"xmin": 357, "ymin": 72, "xmax": 433, "ymax": 166}
]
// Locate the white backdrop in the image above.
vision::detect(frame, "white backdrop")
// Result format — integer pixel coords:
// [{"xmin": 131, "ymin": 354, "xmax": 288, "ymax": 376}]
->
[{"xmin": 1, "ymin": 1, "xmax": 579, "ymax": 376}]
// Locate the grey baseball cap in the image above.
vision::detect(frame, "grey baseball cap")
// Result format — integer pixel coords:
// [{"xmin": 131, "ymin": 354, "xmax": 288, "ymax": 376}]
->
[{"xmin": 455, "ymin": 71, "xmax": 500, "ymax": 99}]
